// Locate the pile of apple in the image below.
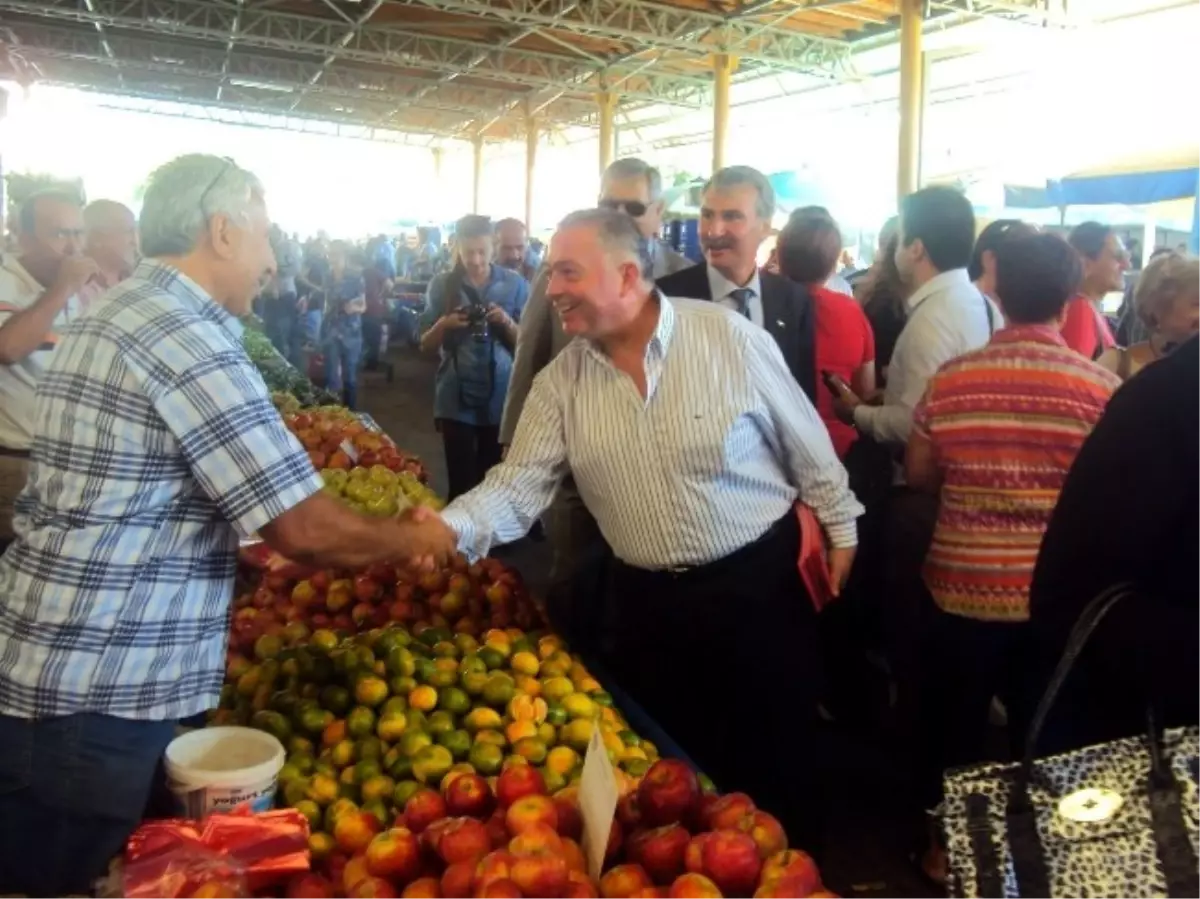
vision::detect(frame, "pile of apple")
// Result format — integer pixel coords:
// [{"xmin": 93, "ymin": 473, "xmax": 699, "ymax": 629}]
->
[
  {"xmin": 230, "ymin": 556, "xmax": 543, "ymax": 657},
  {"xmin": 284, "ymin": 406, "xmax": 428, "ymax": 484},
  {"xmin": 287, "ymin": 758, "xmax": 835, "ymax": 899}
]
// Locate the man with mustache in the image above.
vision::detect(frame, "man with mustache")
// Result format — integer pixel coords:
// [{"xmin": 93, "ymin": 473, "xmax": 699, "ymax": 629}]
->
[
  {"xmin": 431, "ymin": 207, "xmax": 861, "ymax": 848},
  {"xmin": 656, "ymin": 165, "xmax": 818, "ymax": 401},
  {"xmin": 500, "ymin": 157, "xmax": 689, "ymax": 649}
]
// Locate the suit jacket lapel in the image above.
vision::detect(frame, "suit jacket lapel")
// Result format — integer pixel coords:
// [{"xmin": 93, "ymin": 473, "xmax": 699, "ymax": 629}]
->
[{"xmin": 761, "ymin": 274, "xmax": 817, "ymax": 403}]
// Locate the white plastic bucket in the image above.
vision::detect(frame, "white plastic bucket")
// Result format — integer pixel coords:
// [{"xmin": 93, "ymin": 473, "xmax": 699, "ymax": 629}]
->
[{"xmin": 164, "ymin": 726, "xmax": 285, "ymax": 818}]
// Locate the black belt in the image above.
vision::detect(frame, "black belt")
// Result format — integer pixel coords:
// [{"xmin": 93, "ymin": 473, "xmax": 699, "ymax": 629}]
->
[
  {"xmin": 0, "ymin": 447, "xmax": 30, "ymax": 459},
  {"xmin": 613, "ymin": 511, "xmax": 794, "ymax": 584}
]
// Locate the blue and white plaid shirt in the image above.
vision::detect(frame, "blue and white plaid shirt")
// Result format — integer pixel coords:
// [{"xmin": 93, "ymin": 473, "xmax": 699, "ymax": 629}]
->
[{"xmin": 0, "ymin": 260, "xmax": 324, "ymax": 721}]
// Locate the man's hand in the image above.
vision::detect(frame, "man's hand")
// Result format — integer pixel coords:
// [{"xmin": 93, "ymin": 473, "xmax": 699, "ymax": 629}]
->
[
  {"xmin": 486, "ymin": 304, "xmax": 514, "ymax": 329},
  {"xmin": 442, "ymin": 310, "xmax": 470, "ymax": 330},
  {"xmin": 54, "ymin": 256, "xmax": 100, "ymax": 296},
  {"xmin": 397, "ymin": 505, "xmax": 457, "ymax": 569},
  {"xmin": 827, "ymin": 545, "xmax": 857, "ymax": 597},
  {"xmin": 830, "ymin": 378, "xmax": 863, "ymax": 425}
]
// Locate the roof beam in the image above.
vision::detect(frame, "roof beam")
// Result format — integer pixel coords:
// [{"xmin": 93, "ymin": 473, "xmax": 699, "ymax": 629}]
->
[
  {"xmin": 214, "ymin": 0, "xmax": 242, "ymax": 101},
  {"xmin": 0, "ymin": 0, "xmax": 711, "ymax": 110},
  {"xmin": 288, "ymin": 0, "xmax": 383, "ymax": 112}
]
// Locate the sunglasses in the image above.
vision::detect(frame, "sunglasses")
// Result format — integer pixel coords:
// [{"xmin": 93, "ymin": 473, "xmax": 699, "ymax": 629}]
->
[
  {"xmin": 199, "ymin": 156, "xmax": 236, "ymax": 216},
  {"xmin": 599, "ymin": 198, "xmax": 649, "ymax": 218}
]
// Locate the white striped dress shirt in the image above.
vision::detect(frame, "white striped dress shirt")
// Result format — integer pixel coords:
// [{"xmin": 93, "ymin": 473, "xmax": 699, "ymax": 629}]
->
[{"xmin": 441, "ymin": 294, "xmax": 864, "ymax": 570}]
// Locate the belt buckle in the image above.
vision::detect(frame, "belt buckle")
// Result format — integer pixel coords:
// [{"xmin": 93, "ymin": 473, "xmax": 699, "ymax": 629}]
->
[{"xmin": 665, "ymin": 565, "xmax": 690, "ymax": 578}]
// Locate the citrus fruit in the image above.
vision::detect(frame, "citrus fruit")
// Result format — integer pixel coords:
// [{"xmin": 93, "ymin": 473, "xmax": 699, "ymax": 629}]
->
[
  {"xmin": 306, "ymin": 773, "xmax": 339, "ymax": 805},
  {"xmin": 562, "ymin": 693, "xmax": 597, "ymax": 721},
  {"xmin": 545, "ymin": 745, "xmax": 580, "ymax": 776},
  {"xmin": 514, "ymin": 675, "xmax": 542, "ymax": 697},
  {"xmin": 544, "ymin": 702, "xmax": 568, "ymax": 727},
  {"xmin": 432, "ymin": 640, "xmax": 459, "ymax": 659},
  {"xmin": 389, "ymin": 676, "xmax": 418, "ymax": 697},
  {"xmin": 399, "ymin": 730, "xmax": 433, "ymax": 758},
  {"xmin": 386, "ymin": 647, "xmax": 416, "ymax": 678},
  {"xmin": 310, "ymin": 629, "xmax": 339, "ymax": 654},
  {"xmin": 482, "ymin": 674, "xmax": 516, "ymax": 708},
  {"xmin": 461, "ymin": 670, "xmax": 489, "ymax": 696},
  {"xmin": 292, "ymin": 798, "xmax": 322, "ymax": 831},
  {"xmin": 393, "ymin": 779, "xmax": 422, "ymax": 808},
  {"xmin": 346, "ymin": 707, "xmax": 376, "ymax": 740},
  {"xmin": 543, "ymin": 768, "xmax": 568, "ymax": 793},
  {"xmin": 308, "ymin": 832, "xmax": 336, "ymax": 862},
  {"xmin": 354, "ymin": 676, "xmax": 389, "ymax": 708},
  {"xmin": 254, "ymin": 634, "xmax": 283, "ymax": 661},
  {"xmin": 510, "ymin": 651, "xmax": 540, "ymax": 677},
  {"xmin": 463, "ymin": 707, "xmax": 503, "ymax": 733},
  {"xmin": 408, "ymin": 685, "xmax": 438, "ymax": 712},
  {"xmin": 437, "ymin": 728, "xmax": 472, "ymax": 760},
  {"xmin": 505, "ymin": 719, "xmax": 538, "ymax": 744},
  {"xmin": 412, "ymin": 744, "xmax": 454, "ymax": 784},
  {"xmin": 376, "ymin": 711, "xmax": 407, "ymax": 743},
  {"xmin": 380, "ymin": 696, "xmax": 408, "ymax": 718},
  {"xmin": 536, "ymin": 722, "xmax": 557, "ymax": 745},
  {"xmin": 438, "ymin": 686, "xmax": 471, "ymax": 715},
  {"xmin": 426, "ymin": 710, "xmax": 456, "ymax": 736},
  {"xmin": 474, "ymin": 729, "xmax": 506, "ymax": 748},
  {"xmin": 360, "ymin": 774, "xmax": 396, "ymax": 805},
  {"xmin": 331, "ymin": 739, "xmax": 357, "ymax": 768},
  {"xmin": 560, "ymin": 719, "xmax": 594, "ymax": 751},
  {"xmin": 468, "ymin": 740, "xmax": 504, "ymax": 775},
  {"xmin": 477, "ymin": 646, "xmax": 506, "ymax": 670},
  {"xmin": 507, "ymin": 694, "xmax": 548, "ymax": 724},
  {"xmin": 622, "ymin": 758, "xmax": 651, "ymax": 778},
  {"xmin": 512, "ymin": 737, "xmax": 548, "ymax": 764},
  {"xmin": 541, "ymin": 677, "xmax": 574, "ymax": 703}
]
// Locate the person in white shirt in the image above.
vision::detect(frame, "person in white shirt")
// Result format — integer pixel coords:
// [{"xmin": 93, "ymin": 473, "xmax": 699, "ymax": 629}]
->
[
  {"xmin": 83, "ymin": 199, "xmax": 139, "ymax": 291},
  {"xmin": 0, "ymin": 190, "xmax": 98, "ymax": 545}
]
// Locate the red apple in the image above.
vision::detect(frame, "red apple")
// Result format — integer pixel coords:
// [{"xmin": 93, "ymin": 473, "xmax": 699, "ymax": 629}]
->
[
  {"xmin": 343, "ymin": 855, "xmax": 371, "ymax": 894},
  {"xmin": 400, "ymin": 877, "xmax": 441, "ymax": 898},
  {"xmin": 667, "ymin": 873, "xmax": 723, "ymax": 898},
  {"xmin": 738, "ymin": 810, "xmax": 787, "ymax": 860},
  {"xmin": 565, "ymin": 869, "xmax": 601, "ymax": 898},
  {"xmin": 553, "ymin": 787, "xmax": 584, "ymax": 841},
  {"xmin": 495, "ymin": 764, "xmax": 546, "ymax": 808},
  {"xmin": 355, "ymin": 573, "xmax": 382, "ymax": 602},
  {"xmin": 286, "ymin": 873, "xmax": 336, "ymax": 898},
  {"xmin": 684, "ymin": 834, "xmax": 710, "ymax": 875},
  {"xmin": 627, "ymin": 824, "xmax": 690, "ymax": 885},
  {"xmin": 758, "ymin": 849, "xmax": 821, "ymax": 895},
  {"xmin": 365, "ymin": 827, "xmax": 422, "ymax": 884},
  {"xmin": 505, "ymin": 794, "xmax": 558, "ymax": 836},
  {"xmin": 560, "ymin": 837, "xmax": 587, "ymax": 874},
  {"xmin": 437, "ymin": 817, "xmax": 492, "ymax": 865},
  {"xmin": 349, "ymin": 876, "xmax": 400, "ymax": 898},
  {"xmin": 445, "ymin": 773, "xmax": 495, "ymax": 819},
  {"xmin": 600, "ymin": 863, "xmax": 653, "ymax": 898},
  {"xmin": 637, "ymin": 760, "xmax": 701, "ymax": 827},
  {"xmin": 704, "ymin": 793, "xmax": 756, "ymax": 831},
  {"xmin": 473, "ymin": 850, "xmax": 513, "ymax": 891},
  {"xmin": 404, "ymin": 788, "xmax": 448, "ymax": 833},
  {"xmin": 441, "ymin": 862, "xmax": 476, "ymax": 898},
  {"xmin": 510, "ymin": 853, "xmax": 569, "ymax": 898},
  {"xmin": 616, "ymin": 795, "xmax": 643, "ymax": 831},
  {"xmin": 508, "ymin": 823, "xmax": 563, "ymax": 857},
  {"xmin": 701, "ymin": 830, "xmax": 761, "ymax": 897},
  {"xmin": 477, "ymin": 879, "xmax": 521, "ymax": 898},
  {"xmin": 483, "ymin": 809, "xmax": 509, "ymax": 849}
]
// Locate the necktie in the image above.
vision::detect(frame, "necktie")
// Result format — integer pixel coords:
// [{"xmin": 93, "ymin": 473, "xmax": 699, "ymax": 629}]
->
[{"xmin": 728, "ymin": 287, "xmax": 753, "ymax": 319}]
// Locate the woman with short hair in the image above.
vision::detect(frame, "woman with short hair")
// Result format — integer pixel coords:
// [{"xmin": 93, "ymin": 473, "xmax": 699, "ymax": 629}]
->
[{"xmin": 1098, "ymin": 251, "xmax": 1199, "ymax": 380}]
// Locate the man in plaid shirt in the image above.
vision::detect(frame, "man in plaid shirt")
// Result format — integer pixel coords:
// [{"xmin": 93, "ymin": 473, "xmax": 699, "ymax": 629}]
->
[{"xmin": 0, "ymin": 154, "xmax": 456, "ymax": 894}]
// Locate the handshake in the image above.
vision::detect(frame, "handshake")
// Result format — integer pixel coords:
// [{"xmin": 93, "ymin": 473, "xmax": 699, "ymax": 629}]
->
[{"xmin": 396, "ymin": 505, "xmax": 458, "ymax": 569}]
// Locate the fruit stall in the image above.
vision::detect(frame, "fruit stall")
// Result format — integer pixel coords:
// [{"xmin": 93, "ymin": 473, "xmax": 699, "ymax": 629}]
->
[{"xmin": 136, "ymin": 336, "xmax": 837, "ymax": 899}]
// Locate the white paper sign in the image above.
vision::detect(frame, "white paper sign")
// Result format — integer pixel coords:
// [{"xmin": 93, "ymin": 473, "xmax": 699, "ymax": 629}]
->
[
  {"xmin": 578, "ymin": 723, "xmax": 619, "ymax": 881},
  {"xmin": 338, "ymin": 438, "xmax": 359, "ymax": 463}
]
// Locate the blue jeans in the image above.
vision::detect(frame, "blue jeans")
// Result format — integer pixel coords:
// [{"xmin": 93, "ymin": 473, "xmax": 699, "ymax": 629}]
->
[
  {"xmin": 324, "ymin": 335, "xmax": 363, "ymax": 409},
  {"xmin": 303, "ymin": 308, "xmax": 324, "ymax": 345},
  {"xmin": 0, "ymin": 713, "xmax": 177, "ymax": 895}
]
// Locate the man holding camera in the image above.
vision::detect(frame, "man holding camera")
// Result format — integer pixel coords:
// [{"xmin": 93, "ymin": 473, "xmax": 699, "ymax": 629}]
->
[{"xmin": 419, "ymin": 215, "xmax": 529, "ymax": 500}]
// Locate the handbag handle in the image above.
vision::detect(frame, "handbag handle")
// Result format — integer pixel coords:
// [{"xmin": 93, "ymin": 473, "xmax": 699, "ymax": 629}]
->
[{"xmin": 1016, "ymin": 582, "xmax": 1144, "ymax": 788}]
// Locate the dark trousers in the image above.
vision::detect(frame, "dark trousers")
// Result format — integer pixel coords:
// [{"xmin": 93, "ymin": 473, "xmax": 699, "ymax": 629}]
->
[
  {"xmin": 544, "ymin": 479, "xmax": 612, "ymax": 655},
  {"xmin": 0, "ymin": 713, "xmax": 176, "ymax": 895},
  {"xmin": 440, "ymin": 419, "xmax": 502, "ymax": 501},
  {"xmin": 264, "ymin": 293, "xmax": 303, "ymax": 369},
  {"xmin": 917, "ymin": 610, "xmax": 1032, "ymax": 808},
  {"xmin": 363, "ymin": 315, "xmax": 386, "ymax": 368},
  {"xmin": 606, "ymin": 512, "xmax": 823, "ymax": 853}
]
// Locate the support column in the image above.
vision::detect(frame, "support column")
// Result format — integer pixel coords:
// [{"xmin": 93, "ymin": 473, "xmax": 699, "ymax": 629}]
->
[
  {"xmin": 897, "ymin": 0, "xmax": 924, "ymax": 201},
  {"xmin": 431, "ymin": 147, "xmax": 444, "ymax": 183},
  {"xmin": 524, "ymin": 101, "xmax": 538, "ymax": 232},
  {"xmin": 471, "ymin": 136, "xmax": 483, "ymax": 214},
  {"xmin": 712, "ymin": 53, "xmax": 737, "ymax": 174},
  {"xmin": 597, "ymin": 90, "xmax": 616, "ymax": 179}
]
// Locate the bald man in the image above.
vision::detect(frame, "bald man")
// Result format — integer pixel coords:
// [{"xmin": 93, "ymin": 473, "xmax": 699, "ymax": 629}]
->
[{"xmin": 84, "ymin": 199, "xmax": 139, "ymax": 290}]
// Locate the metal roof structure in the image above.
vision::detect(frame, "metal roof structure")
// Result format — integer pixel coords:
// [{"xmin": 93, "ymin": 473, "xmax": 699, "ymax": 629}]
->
[{"xmin": 0, "ymin": 0, "xmax": 1065, "ymax": 144}]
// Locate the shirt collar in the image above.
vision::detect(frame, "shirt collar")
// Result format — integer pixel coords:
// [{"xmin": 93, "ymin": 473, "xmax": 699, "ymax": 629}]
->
[
  {"xmin": 990, "ymin": 322, "xmax": 1069, "ymax": 347},
  {"xmin": 2, "ymin": 256, "xmax": 44, "ymax": 295},
  {"xmin": 706, "ymin": 263, "xmax": 762, "ymax": 302},
  {"xmin": 904, "ymin": 267, "xmax": 974, "ymax": 313},
  {"xmin": 136, "ymin": 259, "xmax": 244, "ymax": 341},
  {"xmin": 584, "ymin": 290, "xmax": 675, "ymax": 362}
]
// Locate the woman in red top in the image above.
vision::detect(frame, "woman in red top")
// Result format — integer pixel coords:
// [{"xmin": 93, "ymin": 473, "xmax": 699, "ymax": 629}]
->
[
  {"xmin": 776, "ymin": 210, "xmax": 876, "ymax": 458},
  {"xmin": 1062, "ymin": 221, "xmax": 1129, "ymax": 359}
]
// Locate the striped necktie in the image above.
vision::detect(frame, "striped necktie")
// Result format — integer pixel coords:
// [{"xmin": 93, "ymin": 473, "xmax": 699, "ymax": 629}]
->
[{"xmin": 728, "ymin": 287, "xmax": 753, "ymax": 319}]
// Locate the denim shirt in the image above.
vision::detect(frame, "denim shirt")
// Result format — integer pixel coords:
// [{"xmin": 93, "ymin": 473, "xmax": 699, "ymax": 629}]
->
[
  {"xmin": 420, "ymin": 265, "xmax": 528, "ymax": 426},
  {"xmin": 323, "ymin": 271, "xmax": 366, "ymax": 343}
]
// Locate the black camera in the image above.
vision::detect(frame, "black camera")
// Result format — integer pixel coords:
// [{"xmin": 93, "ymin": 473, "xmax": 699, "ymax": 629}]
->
[{"xmin": 465, "ymin": 300, "xmax": 489, "ymax": 340}]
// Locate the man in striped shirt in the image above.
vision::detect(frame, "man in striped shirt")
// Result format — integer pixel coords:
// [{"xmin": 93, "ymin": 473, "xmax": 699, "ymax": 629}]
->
[
  {"xmin": 438, "ymin": 208, "xmax": 863, "ymax": 848},
  {"xmin": 0, "ymin": 190, "xmax": 97, "ymax": 548}
]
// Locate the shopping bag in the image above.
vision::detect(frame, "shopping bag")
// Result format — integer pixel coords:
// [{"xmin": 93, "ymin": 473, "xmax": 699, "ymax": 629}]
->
[{"xmin": 941, "ymin": 585, "xmax": 1199, "ymax": 897}]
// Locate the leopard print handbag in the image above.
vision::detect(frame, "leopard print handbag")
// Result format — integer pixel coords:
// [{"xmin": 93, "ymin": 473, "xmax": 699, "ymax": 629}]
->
[{"xmin": 942, "ymin": 586, "xmax": 1200, "ymax": 898}]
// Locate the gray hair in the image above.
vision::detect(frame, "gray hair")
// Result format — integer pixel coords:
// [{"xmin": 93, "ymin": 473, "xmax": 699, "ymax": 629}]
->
[
  {"xmin": 18, "ymin": 189, "xmax": 83, "ymax": 235},
  {"xmin": 602, "ymin": 157, "xmax": 663, "ymax": 203},
  {"xmin": 139, "ymin": 154, "xmax": 264, "ymax": 257},
  {"xmin": 704, "ymin": 165, "xmax": 775, "ymax": 221},
  {"xmin": 1134, "ymin": 251, "xmax": 1199, "ymax": 329},
  {"xmin": 558, "ymin": 207, "xmax": 652, "ymax": 280}
]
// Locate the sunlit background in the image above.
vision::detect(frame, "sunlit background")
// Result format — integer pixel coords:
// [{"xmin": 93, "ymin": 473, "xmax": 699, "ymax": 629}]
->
[{"xmin": 0, "ymin": 0, "xmax": 1194, "ymax": 239}]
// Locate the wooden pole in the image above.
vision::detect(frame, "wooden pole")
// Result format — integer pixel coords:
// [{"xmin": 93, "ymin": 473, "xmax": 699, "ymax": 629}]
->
[
  {"xmin": 471, "ymin": 136, "xmax": 483, "ymax": 214},
  {"xmin": 897, "ymin": 0, "xmax": 924, "ymax": 201},
  {"xmin": 712, "ymin": 53, "xmax": 737, "ymax": 174},
  {"xmin": 524, "ymin": 101, "xmax": 538, "ymax": 232},
  {"xmin": 597, "ymin": 91, "xmax": 616, "ymax": 179}
]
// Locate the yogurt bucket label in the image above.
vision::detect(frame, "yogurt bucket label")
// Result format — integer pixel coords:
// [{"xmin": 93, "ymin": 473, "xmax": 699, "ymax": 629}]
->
[{"xmin": 170, "ymin": 777, "xmax": 278, "ymax": 818}]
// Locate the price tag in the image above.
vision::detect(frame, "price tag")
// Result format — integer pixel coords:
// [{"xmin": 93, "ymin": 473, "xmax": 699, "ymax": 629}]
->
[
  {"xmin": 357, "ymin": 412, "xmax": 382, "ymax": 433},
  {"xmin": 578, "ymin": 723, "xmax": 619, "ymax": 881},
  {"xmin": 338, "ymin": 439, "xmax": 359, "ymax": 463}
]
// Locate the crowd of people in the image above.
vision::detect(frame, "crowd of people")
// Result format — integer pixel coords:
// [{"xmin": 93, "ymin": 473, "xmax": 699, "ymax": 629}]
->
[{"xmin": 0, "ymin": 147, "xmax": 1194, "ymax": 895}]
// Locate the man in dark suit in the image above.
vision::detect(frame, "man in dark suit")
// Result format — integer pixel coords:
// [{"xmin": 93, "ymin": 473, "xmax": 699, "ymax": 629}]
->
[{"xmin": 656, "ymin": 165, "xmax": 818, "ymax": 402}]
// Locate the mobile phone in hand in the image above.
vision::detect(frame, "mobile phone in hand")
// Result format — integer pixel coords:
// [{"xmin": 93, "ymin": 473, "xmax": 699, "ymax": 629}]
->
[{"xmin": 821, "ymin": 369, "xmax": 848, "ymax": 395}]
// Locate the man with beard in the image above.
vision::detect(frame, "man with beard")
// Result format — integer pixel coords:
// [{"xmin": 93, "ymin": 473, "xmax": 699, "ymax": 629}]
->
[
  {"xmin": 499, "ymin": 158, "xmax": 689, "ymax": 649},
  {"xmin": 431, "ymin": 208, "xmax": 861, "ymax": 848},
  {"xmin": 495, "ymin": 218, "xmax": 535, "ymax": 281},
  {"xmin": 656, "ymin": 165, "xmax": 818, "ymax": 401},
  {"xmin": 0, "ymin": 190, "xmax": 96, "ymax": 548}
]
